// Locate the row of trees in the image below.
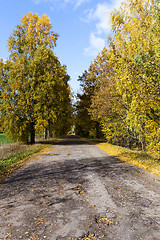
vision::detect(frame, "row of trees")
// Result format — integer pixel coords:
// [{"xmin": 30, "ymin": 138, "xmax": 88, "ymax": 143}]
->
[
  {"xmin": 76, "ymin": 0, "xmax": 159, "ymax": 155},
  {"xmin": 0, "ymin": 13, "xmax": 73, "ymax": 144}
]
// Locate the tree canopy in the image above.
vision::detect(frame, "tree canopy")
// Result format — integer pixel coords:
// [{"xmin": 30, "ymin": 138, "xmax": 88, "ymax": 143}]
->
[
  {"xmin": 0, "ymin": 12, "xmax": 72, "ymax": 144},
  {"xmin": 75, "ymin": 0, "xmax": 159, "ymax": 156}
]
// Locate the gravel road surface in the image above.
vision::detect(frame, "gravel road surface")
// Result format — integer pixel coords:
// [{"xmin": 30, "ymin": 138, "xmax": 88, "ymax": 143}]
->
[{"xmin": 0, "ymin": 135, "xmax": 160, "ymax": 240}]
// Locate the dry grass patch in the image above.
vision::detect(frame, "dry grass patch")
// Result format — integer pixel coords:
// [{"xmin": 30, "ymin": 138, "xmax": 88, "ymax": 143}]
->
[
  {"xmin": 0, "ymin": 142, "xmax": 48, "ymax": 182},
  {"xmin": 0, "ymin": 142, "xmax": 27, "ymax": 160},
  {"xmin": 0, "ymin": 137, "xmax": 63, "ymax": 182}
]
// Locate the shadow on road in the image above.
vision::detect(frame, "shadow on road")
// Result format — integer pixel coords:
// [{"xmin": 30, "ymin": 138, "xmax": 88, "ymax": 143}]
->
[
  {"xmin": 0, "ymin": 152, "xmax": 140, "ymax": 201},
  {"xmin": 1, "ymin": 134, "xmax": 160, "ymax": 240},
  {"xmin": 36, "ymin": 135, "xmax": 105, "ymax": 145}
]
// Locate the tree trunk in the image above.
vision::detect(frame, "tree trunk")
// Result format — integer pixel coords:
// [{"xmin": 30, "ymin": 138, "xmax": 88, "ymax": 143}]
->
[
  {"xmin": 30, "ymin": 122, "xmax": 35, "ymax": 144},
  {"xmin": 44, "ymin": 128, "xmax": 48, "ymax": 139},
  {"xmin": 48, "ymin": 121, "xmax": 53, "ymax": 138}
]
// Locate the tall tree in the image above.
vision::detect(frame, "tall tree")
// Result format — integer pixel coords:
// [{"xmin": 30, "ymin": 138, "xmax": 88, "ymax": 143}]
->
[
  {"xmin": 75, "ymin": 64, "xmax": 102, "ymax": 138},
  {"xmin": 75, "ymin": 0, "xmax": 159, "ymax": 155},
  {"xmin": 0, "ymin": 13, "xmax": 72, "ymax": 143},
  {"xmin": 109, "ymin": 0, "xmax": 160, "ymax": 152},
  {"xmin": 89, "ymin": 48, "xmax": 131, "ymax": 146}
]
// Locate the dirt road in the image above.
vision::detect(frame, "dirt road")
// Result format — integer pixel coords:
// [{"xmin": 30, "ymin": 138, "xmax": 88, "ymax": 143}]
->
[{"xmin": 0, "ymin": 135, "xmax": 160, "ymax": 240}]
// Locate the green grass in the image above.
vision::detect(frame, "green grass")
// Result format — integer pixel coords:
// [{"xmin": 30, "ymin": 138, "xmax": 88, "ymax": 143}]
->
[
  {"xmin": 0, "ymin": 134, "xmax": 14, "ymax": 144},
  {"xmin": 0, "ymin": 136, "xmax": 61, "ymax": 182}
]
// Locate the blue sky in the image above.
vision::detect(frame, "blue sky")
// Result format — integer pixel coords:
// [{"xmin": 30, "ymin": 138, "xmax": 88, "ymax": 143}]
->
[{"xmin": 0, "ymin": 0, "xmax": 122, "ymax": 93}]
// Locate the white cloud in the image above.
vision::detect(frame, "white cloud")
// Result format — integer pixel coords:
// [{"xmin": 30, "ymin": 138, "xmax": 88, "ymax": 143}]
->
[
  {"xmin": 34, "ymin": 0, "xmax": 53, "ymax": 4},
  {"xmin": 83, "ymin": 0, "xmax": 122, "ymax": 57},
  {"xmin": 34, "ymin": 0, "xmax": 90, "ymax": 9},
  {"xmin": 84, "ymin": 32, "xmax": 105, "ymax": 57},
  {"xmin": 83, "ymin": 1, "xmax": 122, "ymax": 33},
  {"xmin": 94, "ymin": 3, "xmax": 111, "ymax": 33},
  {"xmin": 75, "ymin": 0, "xmax": 90, "ymax": 8},
  {"xmin": 81, "ymin": 8, "xmax": 94, "ymax": 22}
]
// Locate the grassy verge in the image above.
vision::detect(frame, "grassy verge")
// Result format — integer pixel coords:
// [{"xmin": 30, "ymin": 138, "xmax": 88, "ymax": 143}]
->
[
  {"xmin": 0, "ymin": 136, "xmax": 64, "ymax": 182},
  {"xmin": 0, "ymin": 133, "xmax": 14, "ymax": 144},
  {"xmin": 0, "ymin": 135, "xmax": 64, "ymax": 182},
  {"xmin": 0, "ymin": 143, "xmax": 51, "ymax": 182},
  {"xmin": 86, "ymin": 138, "xmax": 160, "ymax": 176}
]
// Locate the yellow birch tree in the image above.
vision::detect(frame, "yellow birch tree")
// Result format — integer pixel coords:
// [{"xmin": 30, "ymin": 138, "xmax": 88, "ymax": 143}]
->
[{"xmin": 0, "ymin": 13, "xmax": 72, "ymax": 143}]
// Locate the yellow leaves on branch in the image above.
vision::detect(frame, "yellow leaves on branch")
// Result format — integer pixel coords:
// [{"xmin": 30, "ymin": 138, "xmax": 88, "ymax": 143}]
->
[
  {"xmin": 76, "ymin": 0, "xmax": 159, "ymax": 154},
  {"xmin": 1, "ymin": 12, "xmax": 72, "ymax": 143},
  {"xmin": 35, "ymin": 119, "xmax": 48, "ymax": 133},
  {"xmin": 8, "ymin": 12, "xmax": 59, "ymax": 53},
  {"xmin": 107, "ymin": 0, "xmax": 160, "ymax": 150}
]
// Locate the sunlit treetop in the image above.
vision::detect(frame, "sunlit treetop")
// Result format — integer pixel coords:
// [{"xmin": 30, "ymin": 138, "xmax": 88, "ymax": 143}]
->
[{"xmin": 8, "ymin": 12, "xmax": 59, "ymax": 55}]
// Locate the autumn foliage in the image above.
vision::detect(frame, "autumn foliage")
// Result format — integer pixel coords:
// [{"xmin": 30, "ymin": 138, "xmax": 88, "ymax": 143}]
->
[
  {"xmin": 0, "ymin": 13, "xmax": 72, "ymax": 144},
  {"xmin": 76, "ymin": 0, "xmax": 159, "ymax": 156}
]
